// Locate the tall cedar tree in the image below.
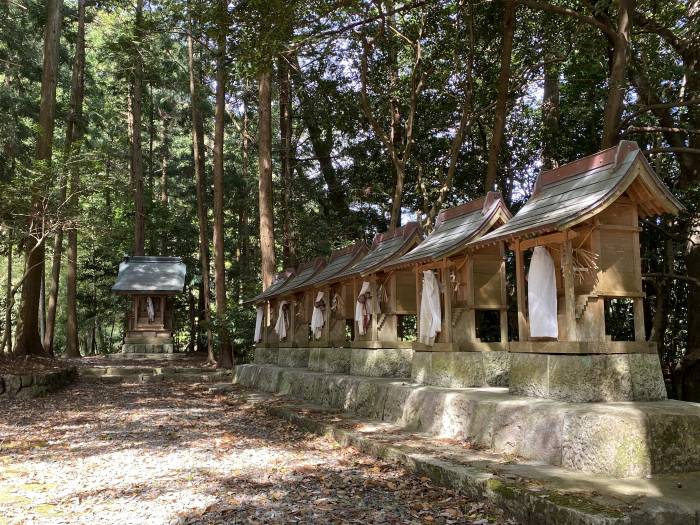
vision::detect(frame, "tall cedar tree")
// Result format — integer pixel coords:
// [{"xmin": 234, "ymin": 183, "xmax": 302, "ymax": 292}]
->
[
  {"xmin": 46, "ymin": 0, "xmax": 86, "ymax": 355},
  {"xmin": 16, "ymin": 0, "xmax": 63, "ymax": 356},
  {"xmin": 214, "ymin": 0, "xmax": 233, "ymax": 368},
  {"xmin": 187, "ymin": 20, "xmax": 214, "ymax": 363},
  {"xmin": 258, "ymin": 67, "xmax": 276, "ymax": 291}
]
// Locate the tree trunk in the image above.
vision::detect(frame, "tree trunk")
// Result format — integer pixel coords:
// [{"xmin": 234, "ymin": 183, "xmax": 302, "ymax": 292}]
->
[
  {"xmin": 160, "ymin": 108, "xmax": 169, "ymax": 205},
  {"xmin": 258, "ymin": 67, "xmax": 276, "ymax": 290},
  {"xmin": 131, "ymin": 0, "xmax": 146, "ymax": 256},
  {"xmin": 278, "ymin": 54, "xmax": 296, "ymax": 267},
  {"xmin": 234, "ymin": 85, "xmax": 251, "ymax": 304},
  {"xmin": 213, "ymin": 7, "xmax": 233, "ymax": 368},
  {"xmin": 485, "ymin": 0, "xmax": 516, "ymax": 192},
  {"xmin": 600, "ymin": 0, "xmax": 633, "ymax": 149},
  {"xmin": 45, "ymin": 0, "xmax": 86, "ymax": 355},
  {"xmin": 3, "ymin": 242, "xmax": 12, "ymax": 354},
  {"xmin": 541, "ymin": 51, "xmax": 560, "ymax": 170},
  {"xmin": 16, "ymin": 0, "xmax": 63, "ymax": 357},
  {"xmin": 187, "ymin": 25, "xmax": 214, "ymax": 363},
  {"xmin": 290, "ymin": 54, "xmax": 348, "ymax": 218}
]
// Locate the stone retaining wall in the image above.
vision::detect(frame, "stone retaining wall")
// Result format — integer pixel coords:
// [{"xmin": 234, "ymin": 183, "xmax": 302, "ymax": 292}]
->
[
  {"xmin": 233, "ymin": 363, "xmax": 700, "ymax": 478},
  {"xmin": 0, "ymin": 368, "xmax": 77, "ymax": 401},
  {"xmin": 412, "ymin": 351, "xmax": 510, "ymax": 387}
]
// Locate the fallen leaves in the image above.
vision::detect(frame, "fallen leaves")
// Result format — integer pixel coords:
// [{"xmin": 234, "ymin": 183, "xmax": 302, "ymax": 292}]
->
[{"xmin": 0, "ymin": 365, "xmax": 515, "ymax": 525}]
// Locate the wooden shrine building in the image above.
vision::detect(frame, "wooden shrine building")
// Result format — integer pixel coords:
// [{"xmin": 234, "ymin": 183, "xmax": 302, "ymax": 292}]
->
[
  {"xmin": 333, "ymin": 223, "xmax": 423, "ymax": 348},
  {"xmin": 273, "ymin": 258, "xmax": 327, "ymax": 347},
  {"xmin": 385, "ymin": 192, "xmax": 512, "ymax": 352},
  {"xmin": 112, "ymin": 256, "xmax": 186, "ymax": 353},
  {"xmin": 471, "ymin": 141, "xmax": 684, "ymax": 401},
  {"xmin": 302, "ymin": 243, "xmax": 368, "ymax": 347},
  {"xmin": 249, "ymin": 270, "xmax": 295, "ymax": 347}
]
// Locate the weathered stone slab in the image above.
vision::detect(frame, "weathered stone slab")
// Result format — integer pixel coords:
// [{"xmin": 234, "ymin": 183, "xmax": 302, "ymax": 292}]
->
[
  {"xmin": 233, "ymin": 363, "xmax": 700, "ymax": 477},
  {"xmin": 253, "ymin": 347, "xmax": 279, "ymax": 365},
  {"xmin": 411, "ymin": 351, "xmax": 510, "ymax": 388},
  {"xmin": 350, "ymin": 348, "xmax": 413, "ymax": 378},
  {"xmin": 277, "ymin": 348, "xmax": 309, "ymax": 368},
  {"xmin": 308, "ymin": 347, "xmax": 352, "ymax": 373},
  {"xmin": 510, "ymin": 352, "xmax": 667, "ymax": 402}
]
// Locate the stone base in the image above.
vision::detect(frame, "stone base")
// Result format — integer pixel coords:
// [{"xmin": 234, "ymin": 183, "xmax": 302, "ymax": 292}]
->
[
  {"xmin": 308, "ymin": 347, "xmax": 352, "ymax": 373},
  {"xmin": 276, "ymin": 347, "xmax": 309, "ymax": 368},
  {"xmin": 122, "ymin": 343, "xmax": 174, "ymax": 354},
  {"xmin": 253, "ymin": 346, "xmax": 279, "ymax": 365},
  {"xmin": 412, "ymin": 351, "xmax": 510, "ymax": 387},
  {"xmin": 350, "ymin": 348, "xmax": 413, "ymax": 378},
  {"xmin": 233, "ymin": 363, "xmax": 700, "ymax": 478},
  {"xmin": 510, "ymin": 352, "xmax": 667, "ymax": 402}
]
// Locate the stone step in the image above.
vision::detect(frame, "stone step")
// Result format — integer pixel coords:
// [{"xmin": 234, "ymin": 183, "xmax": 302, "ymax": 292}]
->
[
  {"xmin": 233, "ymin": 363, "xmax": 700, "ymax": 479},
  {"xmin": 101, "ymin": 353, "xmax": 190, "ymax": 360},
  {"xmin": 79, "ymin": 367, "xmax": 154, "ymax": 377},
  {"xmin": 207, "ymin": 383, "xmax": 237, "ymax": 394}
]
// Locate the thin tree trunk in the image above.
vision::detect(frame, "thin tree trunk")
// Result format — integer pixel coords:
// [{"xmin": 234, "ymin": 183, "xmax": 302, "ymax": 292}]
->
[
  {"xmin": 3, "ymin": 242, "xmax": 12, "ymax": 354},
  {"xmin": 187, "ymin": 22, "xmax": 214, "ymax": 363},
  {"xmin": 17, "ymin": 0, "xmax": 63, "ymax": 356},
  {"xmin": 45, "ymin": 0, "xmax": 86, "ymax": 355},
  {"xmin": 258, "ymin": 67, "xmax": 276, "ymax": 290},
  {"xmin": 160, "ymin": 108, "xmax": 169, "ymax": 205},
  {"xmin": 278, "ymin": 54, "xmax": 296, "ymax": 267},
  {"xmin": 485, "ymin": 0, "xmax": 516, "ymax": 192},
  {"xmin": 213, "ymin": 5, "xmax": 233, "ymax": 368},
  {"xmin": 131, "ymin": 0, "xmax": 146, "ymax": 256},
  {"xmin": 600, "ymin": 0, "xmax": 633, "ymax": 148},
  {"xmin": 188, "ymin": 286, "xmax": 196, "ymax": 352},
  {"xmin": 234, "ymin": 85, "xmax": 251, "ymax": 304},
  {"xmin": 541, "ymin": 52, "xmax": 560, "ymax": 170}
]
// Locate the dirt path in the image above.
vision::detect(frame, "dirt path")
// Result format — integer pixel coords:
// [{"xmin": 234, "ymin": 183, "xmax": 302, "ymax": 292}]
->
[{"xmin": 0, "ymin": 378, "xmax": 512, "ymax": 524}]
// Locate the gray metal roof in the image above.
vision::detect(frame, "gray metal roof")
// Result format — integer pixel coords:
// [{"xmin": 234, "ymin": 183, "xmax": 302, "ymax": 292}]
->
[
  {"xmin": 304, "ymin": 243, "xmax": 368, "ymax": 289},
  {"xmin": 333, "ymin": 222, "xmax": 422, "ymax": 280},
  {"xmin": 471, "ymin": 141, "xmax": 684, "ymax": 248},
  {"xmin": 387, "ymin": 193, "xmax": 511, "ymax": 269},
  {"xmin": 112, "ymin": 256, "xmax": 186, "ymax": 294}
]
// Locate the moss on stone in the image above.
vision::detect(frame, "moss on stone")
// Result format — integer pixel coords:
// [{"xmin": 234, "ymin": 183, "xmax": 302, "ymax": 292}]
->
[{"xmin": 544, "ymin": 490, "xmax": 624, "ymax": 518}]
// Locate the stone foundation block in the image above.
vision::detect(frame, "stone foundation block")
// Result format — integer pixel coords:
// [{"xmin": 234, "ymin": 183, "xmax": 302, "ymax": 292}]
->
[
  {"xmin": 253, "ymin": 347, "xmax": 279, "ymax": 365},
  {"xmin": 509, "ymin": 352, "xmax": 667, "ymax": 402},
  {"xmin": 308, "ymin": 347, "xmax": 352, "ymax": 373},
  {"xmin": 277, "ymin": 347, "xmax": 309, "ymax": 368},
  {"xmin": 411, "ymin": 351, "xmax": 510, "ymax": 388},
  {"xmin": 121, "ymin": 343, "xmax": 173, "ymax": 354},
  {"xmin": 350, "ymin": 348, "xmax": 413, "ymax": 378}
]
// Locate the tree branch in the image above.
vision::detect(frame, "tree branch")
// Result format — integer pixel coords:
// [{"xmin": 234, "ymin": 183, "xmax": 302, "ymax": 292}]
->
[{"xmin": 518, "ymin": 0, "xmax": 618, "ymax": 40}]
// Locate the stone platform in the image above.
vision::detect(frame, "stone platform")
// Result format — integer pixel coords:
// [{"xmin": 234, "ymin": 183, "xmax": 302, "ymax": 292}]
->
[
  {"xmin": 412, "ymin": 350, "xmax": 510, "ymax": 387},
  {"xmin": 510, "ymin": 352, "xmax": 667, "ymax": 402},
  {"xmin": 122, "ymin": 343, "xmax": 174, "ymax": 354},
  {"xmin": 255, "ymin": 346, "xmax": 413, "ymax": 378},
  {"xmin": 233, "ymin": 363, "xmax": 700, "ymax": 478}
]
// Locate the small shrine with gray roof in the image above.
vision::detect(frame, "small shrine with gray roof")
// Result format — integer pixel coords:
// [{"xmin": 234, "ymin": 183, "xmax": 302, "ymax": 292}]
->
[{"xmin": 112, "ymin": 256, "xmax": 186, "ymax": 354}]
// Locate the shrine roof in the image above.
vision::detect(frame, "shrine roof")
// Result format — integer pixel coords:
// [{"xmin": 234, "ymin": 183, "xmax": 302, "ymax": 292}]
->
[
  {"xmin": 246, "ymin": 270, "xmax": 295, "ymax": 304},
  {"xmin": 303, "ymin": 243, "xmax": 369, "ymax": 289},
  {"xmin": 386, "ymin": 192, "xmax": 511, "ymax": 269},
  {"xmin": 333, "ymin": 222, "xmax": 422, "ymax": 280},
  {"xmin": 470, "ymin": 141, "xmax": 684, "ymax": 248},
  {"xmin": 274, "ymin": 257, "xmax": 327, "ymax": 296},
  {"xmin": 112, "ymin": 256, "xmax": 186, "ymax": 295}
]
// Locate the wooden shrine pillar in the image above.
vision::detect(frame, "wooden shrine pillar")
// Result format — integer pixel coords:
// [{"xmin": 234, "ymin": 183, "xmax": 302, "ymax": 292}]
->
[
  {"xmin": 440, "ymin": 259, "xmax": 453, "ymax": 344},
  {"xmin": 514, "ymin": 240, "xmax": 529, "ymax": 341},
  {"xmin": 561, "ymin": 238, "xmax": 577, "ymax": 341}
]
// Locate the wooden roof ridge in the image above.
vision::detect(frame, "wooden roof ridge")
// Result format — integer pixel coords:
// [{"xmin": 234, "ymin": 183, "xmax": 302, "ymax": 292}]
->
[
  {"xmin": 328, "ymin": 242, "xmax": 367, "ymax": 261},
  {"xmin": 533, "ymin": 141, "xmax": 638, "ymax": 195},
  {"xmin": 294, "ymin": 257, "xmax": 327, "ymax": 272},
  {"xmin": 371, "ymin": 221, "xmax": 420, "ymax": 247}
]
